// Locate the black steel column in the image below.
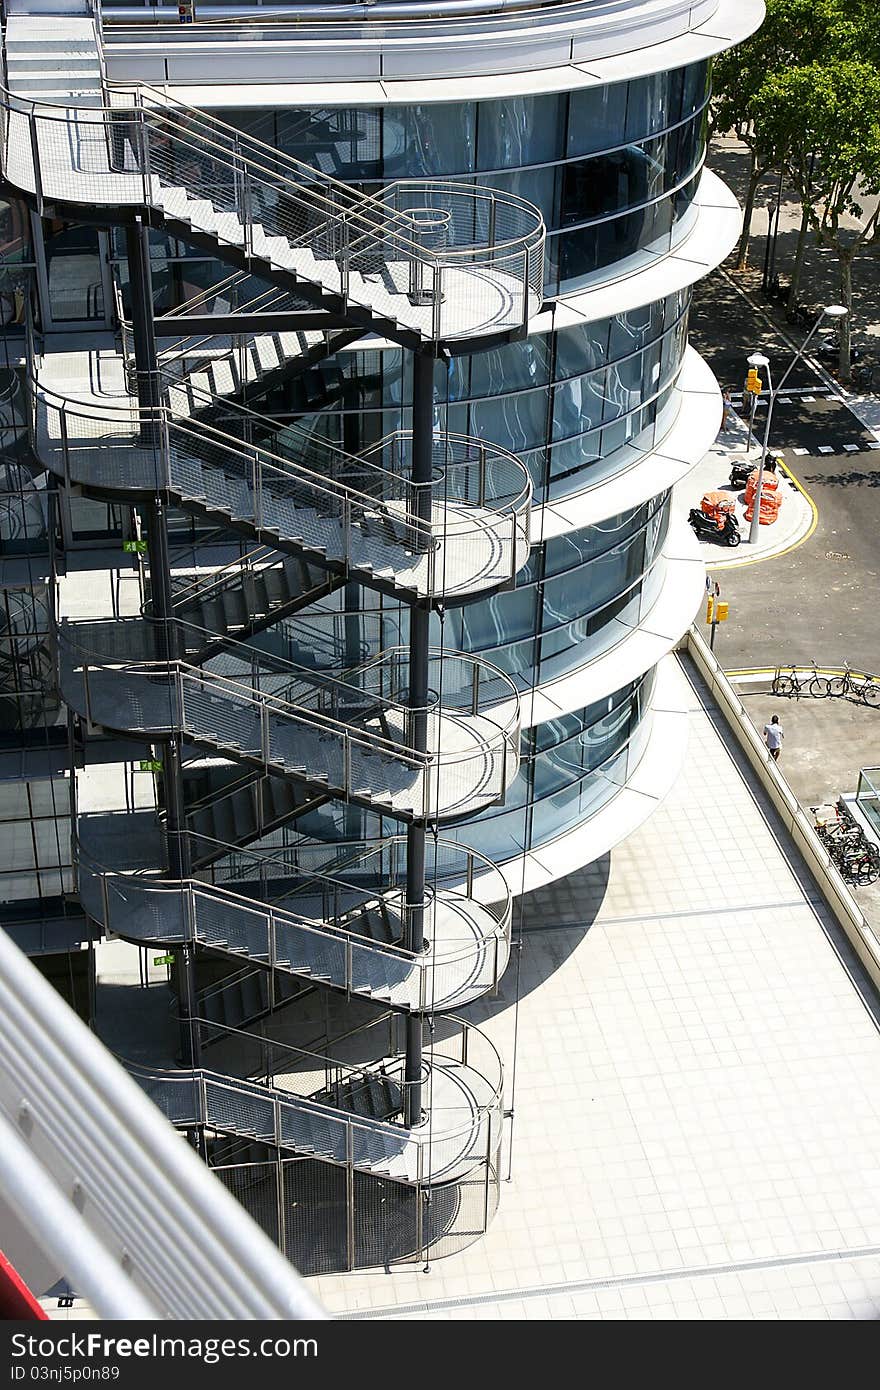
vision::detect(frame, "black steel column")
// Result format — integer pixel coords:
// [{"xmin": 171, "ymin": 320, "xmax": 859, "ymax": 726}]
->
[
  {"xmin": 145, "ymin": 498, "xmax": 198, "ymax": 1066},
  {"xmin": 125, "ymin": 216, "xmax": 161, "ymax": 451},
  {"xmin": 404, "ymin": 351, "xmax": 434, "ymax": 1128}
]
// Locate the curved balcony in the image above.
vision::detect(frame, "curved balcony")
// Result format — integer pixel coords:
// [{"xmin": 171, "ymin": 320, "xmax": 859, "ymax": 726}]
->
[
  {"xmin": 30, "ymin": 376, "xmax": 532, "ymax": 606},
  {"xmin": 127, "ymin": 1014, "xmax": 502, "ymax": 1186},
  {"xmin": 77, "ymin": 831, "xmax": 511, "ymax": 1014},
  {"xmin": 58, "ymin": 618, "xmax": 521, "ymax": 822},
  {"xmin": 0, "ymin": 83, "xmax": 544, "ymax": 348}
]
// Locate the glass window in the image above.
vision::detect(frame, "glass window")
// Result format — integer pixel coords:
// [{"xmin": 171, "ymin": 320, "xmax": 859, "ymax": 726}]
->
[
  {"xmin": 468, "ymin": 388, "xmax": 548, "ymax": 454},
  {"xmin": 384, "ymin": 103, "xmax": 476, "ymax": 176},
  {"xmin": 567, "ymin": 83, "xmax": 629, "ymax": 157},
  {"xmin": 476, "ymin": 94, "xmax": 562, "ymax": 170},
  {"xmin": 468, "ymin": 335, "xmax": 551, "ymax": 398},
  {"xmin": 555, "ymin": 318, "xmax": 612, "ymax": 379}
]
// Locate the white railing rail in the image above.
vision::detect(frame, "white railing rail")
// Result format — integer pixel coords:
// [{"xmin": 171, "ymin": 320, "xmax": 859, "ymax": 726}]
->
[{"xmin": 0, "ymin": 928, "xmax": 325, "ymax": 1319}]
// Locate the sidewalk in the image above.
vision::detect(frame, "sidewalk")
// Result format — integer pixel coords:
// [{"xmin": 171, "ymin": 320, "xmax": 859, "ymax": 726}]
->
[
  {"xmin": 675, "ymin": 423, "xmax": 813, "ymax": 568},
  {"xmin": 309, "ymin": 653, "xmax": 880, "ymax": 1320}
]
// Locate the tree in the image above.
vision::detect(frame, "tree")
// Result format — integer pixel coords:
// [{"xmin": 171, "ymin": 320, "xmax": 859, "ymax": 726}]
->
[
  {"xmin": 755, "ymin": 60, "xmax": 880, "ymax": 379},
  {"xmin": 711, "ymin": 0, "xmax": 865, "ymax": 269}
]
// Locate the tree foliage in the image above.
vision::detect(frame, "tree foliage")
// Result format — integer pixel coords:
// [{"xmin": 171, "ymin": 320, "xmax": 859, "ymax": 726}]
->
[
  {"xmin": 712, "ymin": 0, "xmax": 880, "ymax": 377},
  {"xmin": 711, "ymin": 0, "xmax": 852, "ymax": 268},
  {"xmin": 753, "ymin": 59, "xmax": 880, "ymax": 375}
]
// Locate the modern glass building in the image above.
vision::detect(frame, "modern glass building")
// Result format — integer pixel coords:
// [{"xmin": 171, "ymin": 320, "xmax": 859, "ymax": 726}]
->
[{"xmin": 0, "ymin": 0, "xmax": 763, "ymax": 1281}]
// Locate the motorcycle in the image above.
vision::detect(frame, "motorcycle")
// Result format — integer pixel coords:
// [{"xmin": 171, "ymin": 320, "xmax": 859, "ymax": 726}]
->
[
  {"xmin": 816, "ymin": 335, "xmax": 861, "ymax": 363},
  {"xmin": 729, "ymin": 452, "xmax": 780, "ymax": 490},
  {"xmin": 688, "ymin": 506, "xmax": 741, "ymax": 547}
]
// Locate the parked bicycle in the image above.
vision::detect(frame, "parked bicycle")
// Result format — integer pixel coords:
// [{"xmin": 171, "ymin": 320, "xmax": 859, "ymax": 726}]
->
[
  {"xmin": 811, "ymin": 802, "xmax": 880, "ymax": 885},
  {"xmin": 827, "ymin": 660, "xmax": 880, "ymax": 707},
  {"xmin": 771, "ymin": 660, "xmax": 828, "ymax": 699}
]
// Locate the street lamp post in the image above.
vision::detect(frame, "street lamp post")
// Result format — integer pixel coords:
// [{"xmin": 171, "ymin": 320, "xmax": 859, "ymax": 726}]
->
[{"xmin": 746, "ymin": 304, "xmax": 847, "ymax": 544}]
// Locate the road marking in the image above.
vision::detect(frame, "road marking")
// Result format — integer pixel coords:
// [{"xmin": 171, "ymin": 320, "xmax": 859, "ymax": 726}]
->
[
  {"xmin": 844, "ymin": 443, "xmax": 861, "ymax": 452},
  {"xmin": 817, "ymin": 445, "xmax": 834, "ymax": 454},
  {"xmin": 791, "ymin": 447, "xmax": 809, "ymax": 455}
]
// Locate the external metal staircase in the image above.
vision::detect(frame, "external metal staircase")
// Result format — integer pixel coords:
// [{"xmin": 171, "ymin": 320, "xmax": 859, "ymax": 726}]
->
[
  {"xmin": 129, "ymin": 1016, "xmax": 504, "ymax": 1187},
  {"xmin": 1, "ymin": 72, "xmax": 544, "ymax": 350},
  {"xmin": 31, "ymin": 375, "xmax": 532, "ymax": 604},
  {"xmin": 130, "ymin": 272, "xmax": 364, "ymax": 416},
  {"xmin": 0, "ymin": 6, "xmax": 544, "ymax": 1230}
]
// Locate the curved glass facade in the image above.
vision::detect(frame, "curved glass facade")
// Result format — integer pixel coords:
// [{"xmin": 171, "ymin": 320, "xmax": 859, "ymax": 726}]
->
[
  {"xmin": 448, "ymin": 667, "xmax": 657, "ymax": 862},
  {"xmin": 258, "ymin": 288, "xmax": 690, "ymax": 503},
  {"xmin": 282, "ymin": 671, "xmax": 657, "ymax": 866},
  {"xmin": 272, "ymin": 491, "xmax": 673, "ymax": 699},
  {"xmin": 225, "ymin": 60, "xmax": 709, "ymax": 294},
  {"xmin": 446, "ymin": 492, "xmax": 672, "ymax": 693}
]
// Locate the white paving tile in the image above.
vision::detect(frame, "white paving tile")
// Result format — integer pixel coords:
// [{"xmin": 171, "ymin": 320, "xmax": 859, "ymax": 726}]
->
[{"xmin": 310, "ymin": 655, "xmax": 880, "ymax": 1320}]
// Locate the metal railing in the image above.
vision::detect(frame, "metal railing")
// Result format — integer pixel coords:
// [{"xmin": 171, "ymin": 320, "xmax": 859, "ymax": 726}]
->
[
  {"xmin": 58, "ymin": 617, "xmax": 521, "ymax": 821},
  {"xmin": 76, "ymin": 830, "xmax": 511, "ymax": 1014},
  {"xmin": 115, "ymin": 266, "xmax": 352, "ymax": 402},
  {"xmin": 0, "ymin": 78, "xmax": 544, "ymax": 345},
  {"xmin": 28, "ymin": 367, "xmax": 531, "ymax": 600},
  {"xmin": 125, "ymin": 1011, "xmax": 503, "ymax": 1187}
]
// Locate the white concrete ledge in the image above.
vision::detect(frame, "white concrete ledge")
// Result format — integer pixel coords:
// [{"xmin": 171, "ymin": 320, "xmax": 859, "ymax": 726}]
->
[
  {"xmin": 106, "ymin": 0, "xmax": 764, "ymax": 100},
  {"xmin": 497, "ymin": 652, "xmax": 690, "ymax": 897},
  {"xmin": 521, "ymin": 509, "xmax": 705, "ymax": 727}
]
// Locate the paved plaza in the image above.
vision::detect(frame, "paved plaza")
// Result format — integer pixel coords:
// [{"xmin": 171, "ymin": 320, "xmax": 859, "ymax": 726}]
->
[{"xmin": 309, "ymin": 653, "xmax": 880, "ymax": 1319}]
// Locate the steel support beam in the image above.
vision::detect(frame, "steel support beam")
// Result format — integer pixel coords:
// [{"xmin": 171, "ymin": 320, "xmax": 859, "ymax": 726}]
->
[
  {"xmin": 152, "ymin": 311, "xmax": 350, "ymax": 337},
  {"xmin": 404, "ymin": 351, "xmax": 435, "ymax": 1129},
  {"xmin": 145, "ymin": 499, "xmax": 199, "ymax": 1068},
  {"xmin": 125, "ymin": 218, "xmax": 162, "ymax": 452}
]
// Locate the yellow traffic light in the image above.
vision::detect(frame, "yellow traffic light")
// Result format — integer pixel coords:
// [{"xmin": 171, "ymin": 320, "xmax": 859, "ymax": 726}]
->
[
  {"xmin": 745, "ymin": 368, "xmax": 762, "ymax": 394},
  {"xmin": 715, "ymin": 601, "xmax": 729, "ymax": 622},
  {"xmin": 706, "ymin": 596, "xmax": 715, "ymax": 623}
]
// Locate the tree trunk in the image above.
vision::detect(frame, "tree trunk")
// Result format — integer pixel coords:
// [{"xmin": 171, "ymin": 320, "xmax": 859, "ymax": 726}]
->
[
  {"xmin": 838, "ymin": 253, "xmax": 853, "ymax": 382},
  {"xmin": 735, "ymin": 154, "xmax": 762, "ymax": 271},
  {"xmin": 787, "ymin": 204, "xmax": 811, "ymax": 314}
]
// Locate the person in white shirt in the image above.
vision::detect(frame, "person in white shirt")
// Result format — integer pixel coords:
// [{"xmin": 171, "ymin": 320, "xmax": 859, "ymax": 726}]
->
[{"xmin": 763, "ymin": 714, "xmax": 784, "ymax": 760}]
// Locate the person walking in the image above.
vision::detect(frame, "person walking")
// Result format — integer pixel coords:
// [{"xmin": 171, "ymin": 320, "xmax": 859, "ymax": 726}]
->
[{"xmin": 763, "ymin": 714, "xmax": 784, "ymax": 761}]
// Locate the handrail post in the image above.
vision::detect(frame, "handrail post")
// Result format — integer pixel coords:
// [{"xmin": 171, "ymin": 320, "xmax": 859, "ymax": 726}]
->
[
  {"xmin": 260, "ymin": 697, "xmax": 270, "ymax": 769},
  {"xmin": 345, "ymin": 1125, "xmax": 355, "ymax": 1271},
  {"xmin": 432, "ymin": 266, "xmax": 442, "ymax": 343},
  {"xmin": 59, "ymin": 409, "xmax": 71, "ymax": 488},
  {"xmin": 252, "ymin": 449, "xmax": 262, "ymax": 530},
  {"xmin": 28, "ymin": 111, "xmax": 44, "ymax": 215},
  {"xmin": 339, "ymin": 215, "xmax": 349, "ymax": 300}
]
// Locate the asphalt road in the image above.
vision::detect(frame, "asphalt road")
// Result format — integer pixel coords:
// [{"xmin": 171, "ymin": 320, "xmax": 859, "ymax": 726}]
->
[{"xmin": 690, "ymin": 273, "xmax": 880, "ymax": 676}]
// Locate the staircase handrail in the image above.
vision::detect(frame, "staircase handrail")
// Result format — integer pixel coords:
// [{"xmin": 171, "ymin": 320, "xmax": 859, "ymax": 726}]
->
[
  {"xmin": 59, "ymin": 612, "xmax": 512, "ymax": 728},
  {"xmin": 115, "ymin": 80, "xmax": 545, "ymax": 264},
  {"xmin": 0, "ymin": 80, "xmax": 543, "ymax": 299},
  {"xmin": 60, "ymin": 617, "xmax": 522, "ymax": 794},
  {"xmin": 161, "ymin": 544, "xmax": 285, "ymax": 614},
  {"xmin": 75, "ymin": 834, "xmax": 509, "ymax": 976},
  {"xmin": 31, "ymin": 367, "xmax": 532, "ymax": 576},
  {"xmin": 29, "ymin": 368, "xmax": 440, "ymax": 528},
  {"xmin": 190, "ymin": 830, "xmax": 510, "ymax": 931},
  {"xmin": 58, "ymin": 619, "xmax": 433, "ymax": 768},
  {"xmin": 125, "ymin": 1008, "xmax": 503, "ymax": 1159}
]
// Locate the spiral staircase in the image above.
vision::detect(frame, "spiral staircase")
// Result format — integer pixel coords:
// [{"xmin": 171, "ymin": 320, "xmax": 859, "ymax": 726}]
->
[{"xmin": 1, "ymin": 4, "xmax": 545, "ymax": 1263}]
